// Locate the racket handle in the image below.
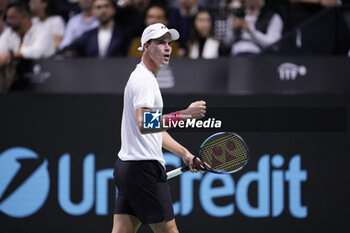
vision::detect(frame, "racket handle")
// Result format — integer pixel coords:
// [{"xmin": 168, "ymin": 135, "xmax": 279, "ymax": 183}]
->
[{"xmin": 167, "ymin": 165, "xmax": 189, "ymax": 180}]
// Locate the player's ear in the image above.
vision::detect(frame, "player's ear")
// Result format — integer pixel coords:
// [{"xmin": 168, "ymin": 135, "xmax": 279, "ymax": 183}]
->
[
  {"xmin": 144, "ymin": 39, "xmax": 153, "ymax": 51},
  {"xmin": 143, "ymin": 42, "xmax": 149, "ymax": 51}
]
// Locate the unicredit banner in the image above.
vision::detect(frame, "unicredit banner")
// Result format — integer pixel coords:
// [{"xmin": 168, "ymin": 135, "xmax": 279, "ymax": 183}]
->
[{"xmin": 0, "ymin": 94, "xmax": 349, "ymax": 233}]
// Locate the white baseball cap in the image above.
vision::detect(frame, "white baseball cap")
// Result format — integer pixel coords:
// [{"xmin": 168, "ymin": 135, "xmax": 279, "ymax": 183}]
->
[{"xmin": 137, "ymin": 23, "xmax": 180, "ymax": 51}]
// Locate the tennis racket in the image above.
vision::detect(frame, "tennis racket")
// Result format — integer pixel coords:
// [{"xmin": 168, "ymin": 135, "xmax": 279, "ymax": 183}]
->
[{"xmin": 167, "ymin": 132, "xmax": 249, "ymax": 180}]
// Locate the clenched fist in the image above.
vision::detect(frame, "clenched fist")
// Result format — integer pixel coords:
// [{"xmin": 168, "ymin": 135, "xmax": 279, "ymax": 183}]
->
[{"xmin": 181, "ymin": 100, "xmax": 206, "ymax": 120}]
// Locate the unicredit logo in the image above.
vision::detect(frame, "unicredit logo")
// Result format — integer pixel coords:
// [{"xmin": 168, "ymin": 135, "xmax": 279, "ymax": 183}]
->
[
  {"xmin": 0, "ymin": 147, "xmax": 50, "ymax": 218},
  {"xmin": 0, "ymin": 147, "xmax": 307, "ymax": 219}
]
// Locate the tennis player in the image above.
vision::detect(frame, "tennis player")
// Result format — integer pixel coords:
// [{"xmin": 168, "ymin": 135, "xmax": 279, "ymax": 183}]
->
[{"xmin": 112, "ymin": 23, "xmax": 206, "ymax": 233}]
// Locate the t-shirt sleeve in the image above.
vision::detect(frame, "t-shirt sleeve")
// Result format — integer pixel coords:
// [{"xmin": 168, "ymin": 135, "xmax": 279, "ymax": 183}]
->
[{"xmin": 131, "ymin": 76, "xmax": 156, "ymax": 111}]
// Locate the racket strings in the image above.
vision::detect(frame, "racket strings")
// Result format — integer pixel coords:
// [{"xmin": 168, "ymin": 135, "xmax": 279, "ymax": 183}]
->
[{"xmin": 200, "ymin": 134, "xmax": 248, "ymax": 173}]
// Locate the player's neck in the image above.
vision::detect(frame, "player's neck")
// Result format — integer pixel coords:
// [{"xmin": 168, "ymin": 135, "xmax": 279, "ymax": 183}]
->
[{"xmin": 141, "ymin": 56, "xmax": 161, "ymax": 77}]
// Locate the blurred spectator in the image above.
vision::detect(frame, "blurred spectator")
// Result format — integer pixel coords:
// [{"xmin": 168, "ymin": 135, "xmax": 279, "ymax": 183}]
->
[
  {"xmin": 280, "ymin": 0, "xmax": 349, "ymax": 55},
  {"xmin": 63, "ymin": 0, "xmax": 130, "ymax": 57},
  {"xmin": 285, "ymin": 0, "xmax": 341, "ymax": 31},
  {"xmin": 224, "ymin": 0, "xmax": 283, "ymax": 56},
  {"xmin": 29, "ymin": 0, "xmax": 65, "ymax": 51},
  {"xmin": 128, "ymin": 4, "xmax": 180, "ymax": 57},
  {"xmin": 198, "ymin": 0, "xmax": 222, "ymax": 8},
  {"xmin": 290, "ymin": 0, "xmax": 342, "ymax": 7},
  {"xmin": 169, "ymin": 0, "xmax": 200, "ymax": 56},
  {"xmin": 0, "ymin": 0, "xmax": 10, "ymax": 37},
  {"xmin": 187, "ymin": 10, "xmax": 226, "ymax": 58},
  {"xmin": 0, "ymin": 2, "xmax": 54, "ymax": 92},
  {"xmin": 167, "ymin": 0, "xmax": 220, "ymax": 8},
  {"xmin": 0, "ymin": 2, "xmax": 54, "ymax": 65},
  {"xmin": 116, "ymin": 0, "xmax": 151, "ymax": 40},
  {"xmin": 58, "ymin": 0, "xmax": 99, "ymax": 51}
]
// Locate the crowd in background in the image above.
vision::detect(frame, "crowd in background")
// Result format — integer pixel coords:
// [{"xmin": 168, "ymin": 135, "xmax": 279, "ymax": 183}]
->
[{"xmin": 0, "ymin": 0, "xmax": 349, "ymax": 66}]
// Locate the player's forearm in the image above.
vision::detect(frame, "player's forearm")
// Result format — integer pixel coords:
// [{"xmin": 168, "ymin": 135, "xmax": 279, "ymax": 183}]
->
[{"xmin": 162, "ymin": 131, "xmax": 187, "ymax": 159}]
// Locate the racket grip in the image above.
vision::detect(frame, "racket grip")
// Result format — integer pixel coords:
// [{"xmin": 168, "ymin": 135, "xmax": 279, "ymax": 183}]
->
[{"xmin": 167, "ymin": 165, "xmax": 189, "ymax": 180}]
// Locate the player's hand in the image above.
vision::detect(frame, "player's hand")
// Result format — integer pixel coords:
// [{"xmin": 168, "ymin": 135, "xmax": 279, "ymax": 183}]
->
[
  {"xmin": 183, "ymin": 152, "xmax": 202, "ymax": 173},
  {"xmin": 182, "ymin": 100, "xmax": 206, "ymax": 120},
  {"xmin": 183, "ymin": 152, "xmax": 211, "ymax": 173}
]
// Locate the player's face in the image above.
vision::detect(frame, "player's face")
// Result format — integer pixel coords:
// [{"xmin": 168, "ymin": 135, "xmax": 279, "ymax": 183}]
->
[{"xmin": 147, "ymin": 33, "xmax": 172, "ymax": 67}]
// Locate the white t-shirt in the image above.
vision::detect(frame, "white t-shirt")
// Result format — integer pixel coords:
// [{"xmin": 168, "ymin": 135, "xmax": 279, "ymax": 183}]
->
[{"xmin": 118, "ymin": 63, "xmax": 164, "ymax": 165}]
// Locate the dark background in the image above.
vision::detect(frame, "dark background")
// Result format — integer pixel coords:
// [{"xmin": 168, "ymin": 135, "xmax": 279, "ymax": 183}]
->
[
  {"xmin": 15, "ymin": 57, "xmax": 350, "ymax": 94},
  {"xmin": 0, "ymin": 93, "xmax": 349, "ymax": 233}
]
